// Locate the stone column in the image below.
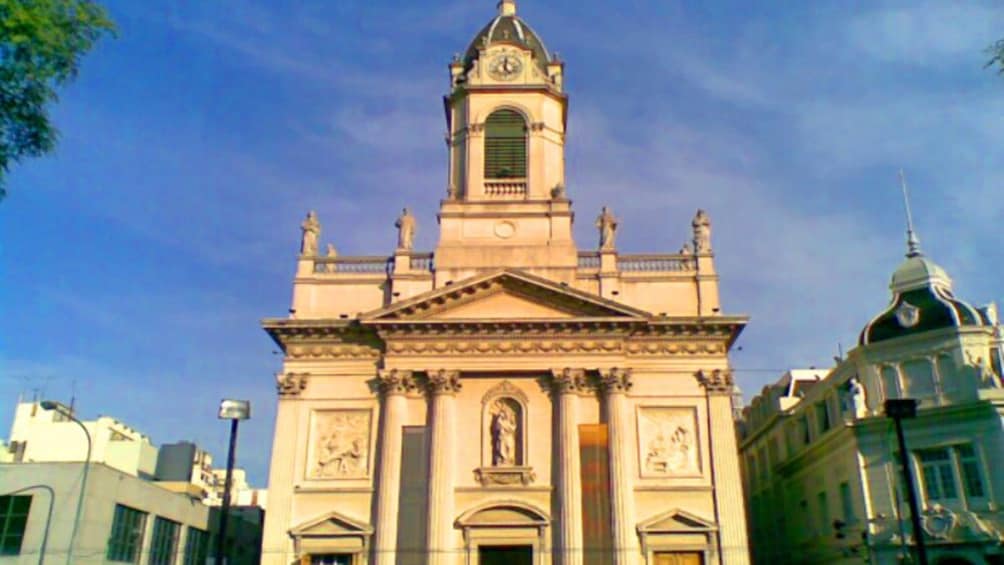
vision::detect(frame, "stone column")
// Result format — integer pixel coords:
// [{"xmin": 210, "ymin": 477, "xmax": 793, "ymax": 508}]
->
[
  {"xmin": 261, "ymin": 372, "xmax": 309, "ymax": 565},
  {"xmin": 600, "ymin": 368, "xmax": 638, "ymax": 565},
  {"xmin": 373, "ymin": 369, "xmax": 415, "ymax": 565},
  {"xmin": 697, "ymin": 369, "xmax": 751, "ymax": 565},
  {"xmin": 425, "ymin": 370, "xmax": 461, "ymax": 565},
  {"xmin": 551, "ymin": 368, "xmax": 587, "ymax": 565}
]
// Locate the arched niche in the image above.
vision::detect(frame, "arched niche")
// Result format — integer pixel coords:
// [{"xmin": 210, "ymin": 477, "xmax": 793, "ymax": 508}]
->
[{"xmin": 477, "ymin": 381, "xmax": 535, "ymax": 486}]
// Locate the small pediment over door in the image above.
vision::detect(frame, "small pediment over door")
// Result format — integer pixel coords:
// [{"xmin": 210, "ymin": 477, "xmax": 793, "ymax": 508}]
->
[
  {"xmin": 290, "ymin": 510, "xmax": 373, "ymax": 538},
  {"xmin": 362, "ymin": 269, "xmax": 650, "ymax": 322},
  {"xmin": 637, "ymin": 508, "xmax": 717, "ymax": 535}
]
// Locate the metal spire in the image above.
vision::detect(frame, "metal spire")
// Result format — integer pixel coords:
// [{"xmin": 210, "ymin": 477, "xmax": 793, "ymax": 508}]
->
[{"xmin": 899, "ymin": 169, "xmax": 922, "ymax": 258}]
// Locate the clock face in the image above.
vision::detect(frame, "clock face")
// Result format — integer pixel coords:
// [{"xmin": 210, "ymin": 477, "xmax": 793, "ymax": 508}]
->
[{"xmin": 488, "ymin": 54, "xmax": 522, "ymax": 81}]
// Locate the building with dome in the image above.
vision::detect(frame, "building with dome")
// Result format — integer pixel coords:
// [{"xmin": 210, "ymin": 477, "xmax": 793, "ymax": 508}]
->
[
  {"xmin": 259, "ymin": 2, "xmax": 751, "ymax": 565},
  {"xmin": 739, "ymin": 227, "xmax": 1004, "ymax": 564}
]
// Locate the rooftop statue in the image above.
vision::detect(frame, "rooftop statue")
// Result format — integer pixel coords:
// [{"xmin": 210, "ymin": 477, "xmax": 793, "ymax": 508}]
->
[
  {"xmin": 692, "ymin": 209, "xmax": 712, "ymax": 253},
  {"xmin": 300, "ymin": 211, "xmax": 321, "ymax": 256},
  {"xmin": 395, "ymin": 208, "xmax": 416, "ymax": 251},
  {"xmin": 596, "ymin": 206, "xmax": 618, "ymax": 250}
]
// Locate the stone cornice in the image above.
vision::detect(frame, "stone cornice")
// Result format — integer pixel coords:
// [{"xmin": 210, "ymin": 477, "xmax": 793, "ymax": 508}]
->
[{"xmin": 263, "ymin": 317, "xmax": 746, "ymax": 359}]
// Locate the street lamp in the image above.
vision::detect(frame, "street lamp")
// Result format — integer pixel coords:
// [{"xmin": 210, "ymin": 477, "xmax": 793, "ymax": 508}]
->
[
  {"xmin": 884, "ymin": 398, "xmax": 929, "ymax": 565},
  {"xmin": 39, "ymin": 400, "xmax": 90, "ymax": 565},
  {"xmin": 1, "ymin": 484, "xmax": 55, "ymax": 565},
  {"xmin": 215, "ymin": 399, "xmax": 250, "ymax": 565}
]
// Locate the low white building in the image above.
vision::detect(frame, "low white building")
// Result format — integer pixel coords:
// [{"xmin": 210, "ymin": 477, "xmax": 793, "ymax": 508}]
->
[
  {"xmin": 4, "ymin": 401, "xmax": 158, "ymax": 478},
  {"xmin": 740, "ymin": 244, "xmax": 1004, "ymax": 564}
]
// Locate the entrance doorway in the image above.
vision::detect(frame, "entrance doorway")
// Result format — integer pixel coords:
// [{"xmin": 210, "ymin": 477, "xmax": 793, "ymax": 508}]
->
[
  {"xmin": 479, "ymin": 545, "xmax": 533, "ymax": 565},
  {"xmin": 653, "ymin": 552, "xmax": 703, "ymax": 565}
]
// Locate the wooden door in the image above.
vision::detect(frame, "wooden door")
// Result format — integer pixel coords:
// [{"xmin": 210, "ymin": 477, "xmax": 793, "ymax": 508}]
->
[{"xmin": 653, "ymin": 552, "xmax": 703, "ymax": 565}]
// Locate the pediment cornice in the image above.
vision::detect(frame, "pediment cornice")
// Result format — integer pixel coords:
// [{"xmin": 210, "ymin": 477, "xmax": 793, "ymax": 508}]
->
[{"xmin": 361, "ymin": 269, "xmax": 651, "ymax": 322}]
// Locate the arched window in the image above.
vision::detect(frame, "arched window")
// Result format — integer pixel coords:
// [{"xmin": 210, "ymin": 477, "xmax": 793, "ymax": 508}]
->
[{"xmin": 484, "ymin": 109, "xmax": 527, "ymax": 179}]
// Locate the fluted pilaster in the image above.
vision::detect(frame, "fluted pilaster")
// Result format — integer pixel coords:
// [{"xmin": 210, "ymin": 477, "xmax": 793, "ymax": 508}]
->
[
  {"xmin": 425, "ymin": 370, "xmax": 461, "ymax": 565},
  {"xmin": 697, "ymin": 369, "xmax": 751, "ymax": 565},
  {"xmin": 551, "ymin": 368, "xmax": 588, "ymax": 565},
  {"xmin": 600, "ymin": 368, "xmax": 638, "ymax": 565},
  {"xmin": 373, "ymin": 369, "xmax": 416, "ymax": 565}
]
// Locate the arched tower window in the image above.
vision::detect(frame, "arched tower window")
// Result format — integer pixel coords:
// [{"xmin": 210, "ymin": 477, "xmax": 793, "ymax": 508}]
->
[{"xmin": 484, "ymin": 109, "xmax": 527, "ymax": 179}]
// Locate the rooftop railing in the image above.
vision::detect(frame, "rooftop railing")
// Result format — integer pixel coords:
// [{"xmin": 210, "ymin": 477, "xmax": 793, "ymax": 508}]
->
[
  {"xmin": 618, "ymin": 254, "xmax": 696, "ymax": 272},
  {"xmin": 313, "ymin": 256, "xmax": 392, "ymax": 275}
]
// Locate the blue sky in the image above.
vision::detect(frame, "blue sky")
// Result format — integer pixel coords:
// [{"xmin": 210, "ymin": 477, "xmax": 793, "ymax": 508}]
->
[{"xmin": 1, "ymin": 0, "xmax": 1002, "ymax": 485}]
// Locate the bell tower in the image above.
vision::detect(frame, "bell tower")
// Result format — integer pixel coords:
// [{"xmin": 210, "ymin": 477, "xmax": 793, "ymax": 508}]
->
[{"xmin": 435, "ymin": 0, "xmax": 576, "ymax": 283}]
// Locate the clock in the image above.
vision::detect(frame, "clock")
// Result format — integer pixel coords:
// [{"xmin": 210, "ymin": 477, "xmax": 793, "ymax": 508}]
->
[{"xmin": 488, "ymin": 53, "xmax": 522, "ymax": 81}]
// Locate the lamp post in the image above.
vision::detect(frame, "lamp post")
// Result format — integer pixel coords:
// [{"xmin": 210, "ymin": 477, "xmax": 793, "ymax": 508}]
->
[
  {"xmin": 215, "ymin": 399, "xmax": 250, "ymax": 565},
  {"xmin": 39, "ymin": 400, "xmax": 90, "ymax": 565},
  {"xmin": 884, "ymin": 398, "xmax": 929, "ymax": 565},
  {"xmin": 2, "ymin": 484, "xmax": 55, "ymax": 565}
]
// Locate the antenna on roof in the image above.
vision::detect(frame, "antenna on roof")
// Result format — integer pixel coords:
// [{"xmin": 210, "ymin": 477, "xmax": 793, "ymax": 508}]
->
[
  {"xmin": 70, "ymin": 379, "xmax": 77, "ymax": 413},
  {"xmin": 899, "ymin": 169, "xmax": 922, "ymax": 258}
]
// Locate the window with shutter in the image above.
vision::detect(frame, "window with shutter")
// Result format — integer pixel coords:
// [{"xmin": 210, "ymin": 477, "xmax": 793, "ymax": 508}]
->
[{"xmin": 484, "ymin": 110, "xmax": 527, "ymax": 179}]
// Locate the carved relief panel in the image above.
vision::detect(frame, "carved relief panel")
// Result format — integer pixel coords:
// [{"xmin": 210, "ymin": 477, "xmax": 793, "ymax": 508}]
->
[
  {"xmin": 307, "ymin": 410, "xmax": 372, "ymax": 480},
  {"xmin": 637, "ymin": 407, "xmax": 701, "ymax": 478}
]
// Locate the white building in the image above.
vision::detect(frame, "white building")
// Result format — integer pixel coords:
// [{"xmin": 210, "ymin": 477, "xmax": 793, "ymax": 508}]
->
[
  {"xmin": 740, "ymin": 239, "xmax": 1004, "ymax": 565},
  {"xmin": 4, "ymin": 401, "xmax": 158, "ymax": 478}
]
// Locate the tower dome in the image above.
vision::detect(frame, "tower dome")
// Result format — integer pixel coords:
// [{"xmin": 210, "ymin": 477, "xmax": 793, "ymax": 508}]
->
[
  {"xmin": 860, "ymin": 244, "xmax": 984, "ymax": 345},
  {"xmin": 462, "ymin": 1, "xmax": 553, "ymax": 76}
]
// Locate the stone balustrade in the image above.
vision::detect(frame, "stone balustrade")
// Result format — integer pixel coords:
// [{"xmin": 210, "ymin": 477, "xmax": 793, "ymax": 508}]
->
[
  {"xmin": 313, "ymin": 256, "xmax": 392, "ymax": 274},
  {"xmin": 484, "ymin": 179, "xmax": 528, "ymax": 198},
  {"xmin": 617, "ymin": 254, "xmax": 696, "ymax": 272},
  {"xmin": 409, "ymin": 253, "xmax": 435, "ymax": 272}
]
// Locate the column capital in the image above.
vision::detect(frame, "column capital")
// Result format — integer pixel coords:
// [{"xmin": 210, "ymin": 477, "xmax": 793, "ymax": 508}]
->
[
  {"xmin": 276, "ymin": 372, "xmax": 309, "ymax": 397},
  {"xmin": 550, "ymin": 368, "xmax": 589, "ymax": 395},
  {"xmin": 378, "ymin": 369, "xmax": 416, "ymax": 396},
  {"xmin": 695, "ymin": 368, "xmax": 734, "ymax": 395},
  {"xmin": 425, "ymin": 369, "xmax": 462, "ymax": 395},
  {"xmin": 599, "ymin": 367, "xmax": 633, "ymax": 394}
]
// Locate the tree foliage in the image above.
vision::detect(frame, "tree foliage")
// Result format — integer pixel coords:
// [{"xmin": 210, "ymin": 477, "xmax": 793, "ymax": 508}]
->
[
  {"xmin": 0, "ymin": 0, "xmax": 114, "ymax": 199},
  {"xmin": 988, "ymin": 39, "xmax": 1004, "ymax": 75}
]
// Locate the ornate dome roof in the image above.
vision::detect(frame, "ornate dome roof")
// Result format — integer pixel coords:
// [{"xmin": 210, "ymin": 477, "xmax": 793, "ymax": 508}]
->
[
  {"xmin": 890, "ymin": 255, "xmax": 952, "ymax": 292},
  {"xmin": 860, "ymin": 253, "xmax": 984, "ymax": 345},
  {"xmin": 462, "ymin": 1, "xmax": 552, "ymax": 75}
]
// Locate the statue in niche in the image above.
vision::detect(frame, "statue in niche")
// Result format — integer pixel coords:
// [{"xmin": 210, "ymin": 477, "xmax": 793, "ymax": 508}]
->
[
  {"xmin": 300, "ymin": 211, "xmax": 321, "ymax": 256},
  {"xmin": 847, "ymin": 376, "xmax": 868, "ymax": 418},
  {"xmin": 692, "ymin": 209, "xmax": 712, "ymax": 253},
  {"xmin": 596, "ymin": 206, "xmax": 618, "ymax": 250},
  {"xmin": 395, "ymin": 208, "xmax": 416, "ymax": 251},
  {"xmin": 490, "ymin": 399, "xmax": 519, "ymax": 466}
]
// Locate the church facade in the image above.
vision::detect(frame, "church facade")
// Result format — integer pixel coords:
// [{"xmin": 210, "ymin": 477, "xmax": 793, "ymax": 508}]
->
[{"xmin": 261, "ymin": 2, "xmax": 750, "ymax": 564}]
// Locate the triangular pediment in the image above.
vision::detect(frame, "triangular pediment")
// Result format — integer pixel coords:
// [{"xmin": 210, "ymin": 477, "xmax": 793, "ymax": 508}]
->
[
  {"xmin": 637, "ymin": 508, "xmax": 717, "ymax": 534},
  {"xmin": 290, "ymin": 510, "xmax": 373, "ymax": 538},
  {"xmin": 362, "ymin": 270, "xmax": 650, "ymax": 322}
]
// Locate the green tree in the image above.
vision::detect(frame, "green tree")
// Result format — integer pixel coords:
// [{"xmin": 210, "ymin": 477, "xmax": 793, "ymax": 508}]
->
[
  {"xmin": 988, "ymin": 39, "xmax": 1004, "ymax": 75},
  {"xmin": 0, "ymin": 0, "xmax": 114, "ymax": 199}
]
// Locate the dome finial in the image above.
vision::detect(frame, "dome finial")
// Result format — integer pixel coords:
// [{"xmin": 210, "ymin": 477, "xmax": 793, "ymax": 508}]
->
[
  {"xmin": 498, "ymin": 0, "xmax": 516, "ymax": 17},
  {"xmin": 899, "ymin": 169, "xmax": 922, "ymax": 258}
]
